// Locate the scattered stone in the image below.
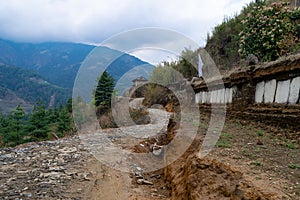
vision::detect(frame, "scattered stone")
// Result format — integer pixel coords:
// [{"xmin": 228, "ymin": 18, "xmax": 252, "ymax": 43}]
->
[
  {"xmin": 0, "ymin": 137, "xmax": 94, "ymax": 199},
  {"xmin": 152, "ymin": 143, "xmax": 163, "ymax": 156},
  {"xmin": 150, "ymin": 174, "xmax": 161, "ymax": 179},
  {"xmin": 137, "ymin": 179, "xmax": 154, "ymax": 185}
]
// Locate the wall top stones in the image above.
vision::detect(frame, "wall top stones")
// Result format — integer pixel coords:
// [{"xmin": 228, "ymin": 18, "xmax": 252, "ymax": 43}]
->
[{"xmin": 192, "ymin": 53, "xmax": 300, "ymax": 93}]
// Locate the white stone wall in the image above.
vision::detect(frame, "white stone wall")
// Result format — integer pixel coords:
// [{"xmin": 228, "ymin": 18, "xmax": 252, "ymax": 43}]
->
[
  {"xmin": 195, "ymin": 88, "xmax": 232, "ymax": 104},
  {"xmin": 255, "ymin": 76, "xmax": 300, "ymax": 104},
  {"xmin": 196, "ymin": 76, "xmax": 300, "ymax": 105}
]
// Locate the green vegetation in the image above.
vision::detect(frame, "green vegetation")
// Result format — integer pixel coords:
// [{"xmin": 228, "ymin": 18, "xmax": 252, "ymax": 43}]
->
[
  {"xmin": 251, "ymin": 161, "xmax": 263, "ymax": 166},
  {"xmin": 257, "ymin": 130, "xmax": 264, "ymax": 137},
  {"xmin": 0, "ymin": 64, "xmax": 70, "ymax": 109},
  {"xmin": 215, "ymin": 132, "xmax": 234, "ymax": 148},
  {"xmin": 150, "ymin": 63, "xmax": 182, "ymax": 85},
  {"xmin": 93, "ymin": 71, "xmax": 150, "ymax": 129},
  {"xmin": 215, "ymin": 139, "xmax": 232, "ymax": 148},
  {"xmin": 288, "ymin": 163, "xmax": 300, "ymax": 169},
  {"xmin": 149, "ymin": 48, "xmax": 198, "ymax": 81},
  {"xmin": 0, "ymin": 100, "xmax": 75, "ymax": 147},
  {"xmin": 205, "ymin": 0, "xmax": 300, "ymax": 70},
  {"xmin": 94, "ymin": 70, "xmax": 116, "ymax": 128},
  {"xmin": 94, "ymin": 71, "xmax": 115, "ymax": 109},
  {"xmin": 285, "ymin": 143, "xmax": 297, "ymax": 149},
  {"xmin": 239, "ymin": 1, "xmax": 299, "ymax": 61}
]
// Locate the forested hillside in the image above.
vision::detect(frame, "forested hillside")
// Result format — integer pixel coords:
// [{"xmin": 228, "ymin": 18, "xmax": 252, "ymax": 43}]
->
[
  {"xmin": 205, "ymin": 0, "xmax": 300, "ymax": 71},
  {"xmin": 0, "ymin": 39, "xmax": 151, "ymax": 90},
  {"xmin": 0, "ymin": 64, "xmax": 70, "ymax": 113},
  {"xmin": 0, "ymin": 39, "xmax": 94, "ymax": 88}
]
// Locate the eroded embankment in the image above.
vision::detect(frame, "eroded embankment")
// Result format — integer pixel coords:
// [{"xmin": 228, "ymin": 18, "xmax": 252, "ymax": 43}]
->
[
  {"xmin": 130, "ymin": 108, "xmax": 290, "ymax": 199},
  {"xmin": 164, "ymin": 155, "xmax": 286, "ymax": 200},
  {"xmin": 157, "ymin": 114, "xmax": 289, "ymax": 200}
]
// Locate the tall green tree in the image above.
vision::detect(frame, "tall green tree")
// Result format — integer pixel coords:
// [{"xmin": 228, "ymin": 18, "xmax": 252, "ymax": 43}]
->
[
  {"xmin": 57, "ymin": 107, "xmax": 72, "ymax": 137},
  {"xmin": 4, "ymin": 105, "xmax": 26, "ymax": 146},
  {"xmin": 94, "ymin": 71, "xmax": 115, "ymax": 108},
  {"xmin": 27, "ymin": 100, "xmax": 51, "ymax": 140}
]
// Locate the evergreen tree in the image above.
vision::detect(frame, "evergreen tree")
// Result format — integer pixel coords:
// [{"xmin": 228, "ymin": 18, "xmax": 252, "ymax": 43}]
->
[
  {"xmin": 57, "ymin": 107, "xmax": 72, "ymax": 137},
  {"xmin": 47, "ymin": 108, "xmax": 57, "ymax": 123},
  {"xmin": 66, "ymin": 98, "xmax": 73, "ymax": 113},
  {"xmin": 0, "ymin": 113, "xmax": 9, "ymax": 146},
  {"xmin": 5, "ymin": 105, "xmax": 26, "ymax": 146},
  {"xmin": 94, "ymin": 71, "xmax": 115, "ymax": 108},
  {"xmin": 0, "ymin": 113, "xmax": 7, "ymax": 135},
  {"xmin": 28, "ymin": 100, "xmax": 50, "ymax": 140}
]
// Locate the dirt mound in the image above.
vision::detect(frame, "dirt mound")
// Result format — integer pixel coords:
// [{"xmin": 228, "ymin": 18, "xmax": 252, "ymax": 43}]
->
[{"xmin": 165, "ymin": 155, "xmax": 286, "ymax": 200}]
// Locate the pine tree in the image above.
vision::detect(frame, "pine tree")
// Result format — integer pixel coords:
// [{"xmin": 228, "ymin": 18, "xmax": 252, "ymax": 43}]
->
[
  {"xmin": 28, "ymin": 100, "xmax": 50, "ymax": 140},
  {"xmin": 57, "ymin": 107, "xmax": 72, "ymax": 137},
  {"xmin": 6, "ymin": 105, "xmax": 26, "ymax": 146},
  {"xmin": 0, "ymin": 113, "xmax": 9, "ymax": 146},
  {"xmin": 94, "ymin": 71, "xmax": 115, "ymax": 108}
]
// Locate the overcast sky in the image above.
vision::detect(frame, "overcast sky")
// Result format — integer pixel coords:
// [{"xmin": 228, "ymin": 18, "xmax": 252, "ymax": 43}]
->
[{"xmin": 0, "ymin": 0, "xmax": 252, "ymax": 47}]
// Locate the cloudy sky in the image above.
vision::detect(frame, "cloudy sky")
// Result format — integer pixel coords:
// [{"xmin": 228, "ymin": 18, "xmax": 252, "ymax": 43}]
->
[{"xmin": 0, "ymin": 0, "xmax": 252, "ymax": 47}]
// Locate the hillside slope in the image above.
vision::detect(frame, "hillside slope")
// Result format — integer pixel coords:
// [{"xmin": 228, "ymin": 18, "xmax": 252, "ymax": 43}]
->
[
  {"xmin": 0, "ymin": 39, "xmax": 152, "ymax": 90},
  {"xmin": 0, "ymin": 63, "xmax": 70, "ymax": 113}
]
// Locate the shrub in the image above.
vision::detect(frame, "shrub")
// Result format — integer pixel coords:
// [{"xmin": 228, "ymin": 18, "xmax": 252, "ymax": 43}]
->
[
  {"xmin": 239, "ymin": 1, "xmax": 299, "ymax": 61},
  {"xmin": 97, "ymin": 107, "xmax": 150, "ymax": 129}
]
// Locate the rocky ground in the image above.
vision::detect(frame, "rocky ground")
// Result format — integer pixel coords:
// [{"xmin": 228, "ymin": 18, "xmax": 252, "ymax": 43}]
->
[{"xmin": 0, "ymin": 100, "xmax": 299, "ymax": 199}]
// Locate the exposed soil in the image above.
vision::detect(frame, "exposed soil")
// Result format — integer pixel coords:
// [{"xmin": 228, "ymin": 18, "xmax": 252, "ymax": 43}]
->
[
  {"xmin": 0, "ymin": 106, "xmax": 299, "ymax": 199},
  {"xmin": 163, "ymin": 110, "xmax": 299, "ymax": 199},
  {"xmin": 80, "ymin": 108, "xmax": 300, "ymax": 199}
]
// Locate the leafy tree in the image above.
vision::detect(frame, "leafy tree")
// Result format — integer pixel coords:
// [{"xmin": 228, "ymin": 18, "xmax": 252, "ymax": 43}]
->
[
  {"xmin": 150, "ymin": 63, "xmax": 182, "ymax": 85},
  {"xmin": 94, "ymin": 71, "xmax": 115, "ymax": 108},
  {"xmin": 173, "ymin": 48, "xmax": 198, "ymax": 79},
  {"xmin": 205, "ymin": 15, "xmax": 243, "ymax": 70},
  {"xmin": 239, "ymin": 1, "xmax": 298, "ymax": 61}
]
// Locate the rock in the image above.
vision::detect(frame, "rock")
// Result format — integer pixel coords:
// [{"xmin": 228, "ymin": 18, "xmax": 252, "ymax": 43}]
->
[
  {"xmin": 137, "ymin": 179, "xmax": 153, "ymax": 185},
  {"xmin": 150, "ymin": 174, "xmax": 161, "ymax": 179},
  {"xmin": 247, "ymin": 54, "xmax": 258, "ymax": 65},
  {"xmin": 152, "ymin": 144, "xmax": 163, "ymax": 156},
  {"xmin": 0, "ymin": 137, "xmax": 95, "ymax": 199}
]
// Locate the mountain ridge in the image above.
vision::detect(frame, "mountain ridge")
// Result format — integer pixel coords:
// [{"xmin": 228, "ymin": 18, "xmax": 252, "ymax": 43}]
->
[{"xmin": 0, "ymin": 39, "xmax": 154, "ymax": 112}]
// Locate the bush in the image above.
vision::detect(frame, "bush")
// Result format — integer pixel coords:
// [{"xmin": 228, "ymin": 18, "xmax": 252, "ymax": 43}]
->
[
  {"xmin": 97, "ymin": 107, "xmax": 150, "ymax": 129},
  {"xmin": 239, "ymin": 1, "xmax": 299, "ymax": 61}
]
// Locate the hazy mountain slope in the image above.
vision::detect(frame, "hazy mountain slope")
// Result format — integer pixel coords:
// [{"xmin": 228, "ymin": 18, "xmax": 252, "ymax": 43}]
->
[
  {"xmin": 0, "ymin": 39, "xmax": 95, "ymax": 88},
  {"xmin": 0, "ymin": 63, "xmax": 70, "ymax": 113},
  {"xmin": 0, "ymin": 39, "xmax": 153, "ymax": 91}
]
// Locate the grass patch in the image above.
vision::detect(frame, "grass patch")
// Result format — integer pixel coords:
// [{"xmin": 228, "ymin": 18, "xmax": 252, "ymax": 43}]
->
[
  {"xmin": 215, "ymin": 139, "xmax": 232, "ymax": 148},
  {"xmin": 241, "ymin": 148, "xmax": 258, "ymax": 159},
  {"xmin": 215, "ymin": 132, "xmax": 234, "ymax": 148},
  {"xmin": 288, "ymin": 164, "xmax": 300, "ymax": 169},
  {"xmin": 285, "ymin": 143, "xmax": 297, "ymax": 149},
  {"xmin": 257, "ymin": 130, "xmax": 264, "ymax": 137},
  {"xmin": 221, "ymin": 132, "xmax": 234, "ymax": 139}
]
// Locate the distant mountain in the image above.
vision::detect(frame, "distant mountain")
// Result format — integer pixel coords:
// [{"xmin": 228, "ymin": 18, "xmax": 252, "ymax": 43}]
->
[
  {"xmin": 0, "ymin": 39, "xmax": 154, "ymax": 112},
  {"xmin": 0, "ymin": 39, "xmax": 153, "ymax": 90},
  {"xmin": 0, "ymin": 39, "xmax": 94, "ymax": 88},
  {"xmin": 0, "ymin": 63, "xmax": 70, "ymax": 113}
]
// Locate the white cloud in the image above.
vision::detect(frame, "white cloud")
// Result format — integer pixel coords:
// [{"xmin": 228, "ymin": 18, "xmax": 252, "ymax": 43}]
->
[{"xmin": 0, "ymin": 0, "xmax": 252, "ymax": 45}]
